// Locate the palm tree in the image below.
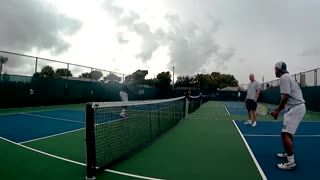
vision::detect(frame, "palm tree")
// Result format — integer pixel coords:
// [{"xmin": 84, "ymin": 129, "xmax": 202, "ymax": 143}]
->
[{"xmin": 0, "ymin": 56, "xmax": 9, "ymax": 74}]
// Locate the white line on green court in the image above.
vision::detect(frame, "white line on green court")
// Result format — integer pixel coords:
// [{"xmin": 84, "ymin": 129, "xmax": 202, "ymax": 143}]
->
[
  {"xmin": 0, "ymin": 109, "xmax": 84, "ymax": 117},
  {"xmin": 0, "ymin": 137, "xmax": 165, "ymax": 180},
  {"xmin": 0, "ymin": 104, "xmax": 84, "ymax": 111},
  {"xmin": 22, "ymin": 113, "xmax": 85, "ymax": 124},
  {"xmin": 19, "ymin": 128, "xmax": 85, "ymax": 144},
  {"xmin": 232, "ymin": 120, "xmax": 267, "ymax": 180},
  {"xmin": 224, "ymin": 106, "xmax": 230, "ymax": 115},
  {"xmin": 0, "ymin": 109, "xmax": 73, "ymax": 116},
  {"xmin": 244, "ymin": 134, "xmax": 320, "ymax": 137}
]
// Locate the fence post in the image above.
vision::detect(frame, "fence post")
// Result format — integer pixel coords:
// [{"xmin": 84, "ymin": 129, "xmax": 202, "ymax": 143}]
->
[
  {"xmin": 315, "ymin": 69, "xmax": 318, "ymax": 86},
  {"xmin": 299, "ymin": 72, "xmax": 302, "ymax": 85},
  {"xmin": 35, "ymin": 57, "xmax": 38, "ymax": 74}
]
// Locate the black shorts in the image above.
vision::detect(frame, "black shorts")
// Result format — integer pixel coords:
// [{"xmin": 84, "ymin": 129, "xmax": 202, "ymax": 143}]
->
[{"xmin": 246, "ymin": 99, "xmax": 257, "ymax": 111}]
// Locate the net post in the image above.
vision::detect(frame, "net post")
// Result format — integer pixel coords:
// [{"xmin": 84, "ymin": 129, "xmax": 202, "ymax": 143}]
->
[
  {"xmin": 86, "ymin": 103, "xmax": 96, "ymax": 180},
  {"xmin": 184, "ymin": 96, "xmax": 188, "ymax": 117}
]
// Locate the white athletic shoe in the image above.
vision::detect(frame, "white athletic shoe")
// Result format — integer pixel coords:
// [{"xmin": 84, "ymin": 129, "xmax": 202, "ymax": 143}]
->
[
  {"xmin": 276, "ymin": 152, "xmax": 288, "ymax": 158},
  {"xmin": 277, "ymin": 161, "xmax": 296, "ymax": 170},
  {"xmin": 252, "ymin": 121, "xmax": 257, "ymax": 127},
  {"xmin": 120, "ymin": 112, "xmax": 128, "ymax": 118},
  {"xmin": 244, "ymin": 120, "xmax": 252, "ymax": 125}
]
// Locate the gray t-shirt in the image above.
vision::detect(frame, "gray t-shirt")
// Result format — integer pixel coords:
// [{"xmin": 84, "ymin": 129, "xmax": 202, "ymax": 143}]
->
[
  {"xmin": 280, "ymin": 73, "xmax": 305, "ymax": 109},
  {"xmin": 246, "ymin": 80, "xmax": 260, "ymax": 100}
]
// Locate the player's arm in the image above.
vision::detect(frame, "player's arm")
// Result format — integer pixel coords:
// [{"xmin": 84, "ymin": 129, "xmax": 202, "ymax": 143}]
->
[
  {"xmin": 276, "ymin": 94, "xmax": 289, "ymax": 112},
  {"xmin": 125, "ymin": 86, "xmax": 138, "ymax": 95},
  {"xmin": 272, "ymin": 77, "xmax": 290, "ymax": 117},
  {"xmin": 254, "ymin": 89, "xmax": 260, "ymax": 102},
  {"xmin": 272, "ymin": 94, "xmax": 289, "ymax": 118},
  {"xmin": 254, "ymin": 83, "xmax": 260, "ymax": 102}
]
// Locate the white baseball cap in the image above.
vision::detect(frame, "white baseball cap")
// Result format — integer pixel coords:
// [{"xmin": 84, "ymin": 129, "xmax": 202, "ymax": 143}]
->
[{"xmin": 275, "ymin": 61, "xmax": 289, "ymax": 73}]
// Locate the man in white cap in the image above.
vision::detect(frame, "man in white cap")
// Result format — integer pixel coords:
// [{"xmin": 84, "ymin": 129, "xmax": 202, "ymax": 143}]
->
[{"xmin": 271, "ymin": 61, "xmax": 306, "ymax": 170}]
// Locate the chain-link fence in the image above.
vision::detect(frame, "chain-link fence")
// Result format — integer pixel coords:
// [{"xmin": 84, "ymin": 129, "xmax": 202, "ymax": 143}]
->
[
  {"xmin": 261, "ymin": 68, "xmax": 320, "ymax": 90},
  {"xmin": 0, "ymin": 50, "xmax": 126, "ymax": 83},
  {"xmin": 0, "ymin": 50, "xmax": 158, "ymax": 108}
]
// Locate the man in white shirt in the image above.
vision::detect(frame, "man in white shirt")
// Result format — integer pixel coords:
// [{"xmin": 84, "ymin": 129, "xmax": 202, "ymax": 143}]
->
[
  {"xmin": 271, "ymin": 61, "xmax": 306, "ymax": 170},
  {"xmin": 244, "ymin": 74, "xmax": 260, "ymax": 127}
]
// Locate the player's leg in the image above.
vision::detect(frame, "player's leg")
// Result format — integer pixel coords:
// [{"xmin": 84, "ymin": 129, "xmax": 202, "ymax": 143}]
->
[
  {"xmin": 277, "ymin": 104, "xmax": 306, "ymax": 170},
  {"xmin": 119, "ymin": 91, "xmax": 129, "ymax": 117},
  {"xmin": 244, "ymin": 100, "xmax": 252, "ymax": 124},
  {"xmin": 252, "ymin": 101, "xmax": 258, "ymax": 127}
]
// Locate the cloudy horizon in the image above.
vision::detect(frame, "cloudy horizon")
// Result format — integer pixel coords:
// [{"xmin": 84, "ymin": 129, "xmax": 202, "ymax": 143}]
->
[{"xmin": 1, "ymin": 0, "xmax": 320, "ymax": 84}]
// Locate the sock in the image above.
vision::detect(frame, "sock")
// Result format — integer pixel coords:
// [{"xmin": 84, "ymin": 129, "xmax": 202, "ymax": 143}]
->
[{"xmin": 287, "ymin": 155, "xmax": 295, "ymax": 163}]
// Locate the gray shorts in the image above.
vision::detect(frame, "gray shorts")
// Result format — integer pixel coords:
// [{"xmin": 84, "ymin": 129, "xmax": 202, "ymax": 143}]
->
[{"xmin": 282, "ymin": 104, "xmax": 306, "ymax": 135}]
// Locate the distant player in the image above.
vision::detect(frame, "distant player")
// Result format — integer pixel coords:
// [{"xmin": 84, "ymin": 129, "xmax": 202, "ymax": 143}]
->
[
  {"xmin": 119, "ymin": 83, "xmax": 141, "ymax": 118},
  {"xmin": 244, "ymin": 74, "xmax": 260, "ymax": 127}
]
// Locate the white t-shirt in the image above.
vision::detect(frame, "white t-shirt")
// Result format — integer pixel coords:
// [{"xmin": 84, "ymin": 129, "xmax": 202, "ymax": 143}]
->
[
  {"xmin": 280, "ymin": 73, "xmax": 305, "ymax": 109},
  {"xmin": 246, "ymin": 80, "xmax": 260, "ymax": 100}
]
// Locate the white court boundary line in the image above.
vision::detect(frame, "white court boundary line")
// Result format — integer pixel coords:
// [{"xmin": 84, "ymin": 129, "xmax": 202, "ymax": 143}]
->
[
  {"xmin": 232, "ymin": 120, "xmax": 267, "ymax": 180},
  {"xmin": 0, "ymin": 108, "xmax": 83, "ymax": 116},
  {"xmin": 224, "ymin": 104, "xmax": 230, "ymax": 115},
  {"xmin": 19, "ymin": 128, "xmax": 85, "ymax": 144},
  {"xmin": 244, "ymin": 134, "xmax": 320, "ymax": 137},
  {"xmin": 22, "ymin": 113, "xmax": 85, "ymax": 124},
  {"xmin": 0, "ymin": 137, "xmax": 165, "ymax": 180}
]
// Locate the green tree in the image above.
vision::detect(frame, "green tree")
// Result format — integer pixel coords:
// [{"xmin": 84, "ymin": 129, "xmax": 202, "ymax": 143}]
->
[
  {"xmin": 156, "ymin": 71, "xmax": 171, "ymax": 89},
  {"xmin": 132, "ymin": 70, "xmax": 148, "ymax": 85},
  {"xmin": 175, "ymin": 76, "xmax": 194, "ymax": 87},
  {"xmin": 78, "ymin": 70, "xmax": 103, "ymax": 80},
  {"xmin": 103, "ymin": 73, "xmax": 121, "ymax": 82},
  {"xmin": 33, "ymin": 66, "xmax": 55, "ymax": 78},
  {"xmin": 212, "ymin": 73, "xmax": 238, "ymax": 89},
  {"xmin": 79, "ymin": 72, "xmax": 91, "ymax": 78},
  {"xmin": 0, "ymin": 56, "xmax": 9, "ymax": 74},
  {"xmin": 124, "ymin": 74, "xmax": 133, "ymax": 83},
  {"xmin": 55, "ymin": 68, "xmax": 72, "ymax": 77},
  {"xmin": 174, "ymin": 72, "xmax": 238, "ymax": 93},
  {"xmin": 91, "ymin": 70, "xmax": 103, "ymax": 80}
]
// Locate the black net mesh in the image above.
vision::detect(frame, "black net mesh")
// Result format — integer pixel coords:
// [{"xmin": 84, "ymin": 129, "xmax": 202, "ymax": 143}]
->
[{"xmin": 86, "ymin": 97, "xmax": 186, "ymax": 169}]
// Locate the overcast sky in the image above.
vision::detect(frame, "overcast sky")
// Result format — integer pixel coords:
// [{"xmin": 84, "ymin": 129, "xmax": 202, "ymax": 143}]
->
[{"xmin": 1, "ymin": 0, "xmax": 320, "ymax": 84}]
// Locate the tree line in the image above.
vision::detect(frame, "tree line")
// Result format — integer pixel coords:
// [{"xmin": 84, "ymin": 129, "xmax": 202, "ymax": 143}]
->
[{"xmin": 1, "ymin": 55, "xmax": 239, "ymax": 93}]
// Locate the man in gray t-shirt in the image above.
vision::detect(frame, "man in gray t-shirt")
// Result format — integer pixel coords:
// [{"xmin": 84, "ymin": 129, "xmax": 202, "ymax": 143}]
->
[
  {"xmin": 271, "ymin": 61, "xmax": 306, "ymax": 170},
  {"xmin": 244, "ymin": 74, "xmax": 260, "ymax": 127}
]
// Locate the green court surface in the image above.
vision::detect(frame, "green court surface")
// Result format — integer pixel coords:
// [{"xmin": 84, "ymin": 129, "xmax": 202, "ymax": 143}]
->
[{"xmin": 1, "ymin": 101, "xmax": 319, "ymax": 179}]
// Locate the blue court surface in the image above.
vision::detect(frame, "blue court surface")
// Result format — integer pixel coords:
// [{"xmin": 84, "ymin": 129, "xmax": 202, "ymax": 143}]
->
[
  {"xmin": 224, "ymin": 102, "xmax": 284, "ymax": 115},
  {"xmin": 0, "ymin": 108, "xmax": 151, "ymax": 143},
  {"xmin": 235, "ymin": 120, "xmax": 320, "ymax": 180},
  {"xmin": 0, "ymin": 110, "xmax": 85, "ymax": 143}
]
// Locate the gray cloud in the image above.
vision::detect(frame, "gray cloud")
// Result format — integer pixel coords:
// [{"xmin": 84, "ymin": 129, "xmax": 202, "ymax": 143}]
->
[
  {"xmin": 102, "ymin": 0, "xmax": 123, "ymax": 18},
  {"xmin": 102, "ymin": 1, "xmax": 161, "ymax": 62},
  {"xmin": 215, "ymin": 48, "xmax": 236, "ymax": 68},
  {"xmin": 0, "ymin": 0, "xmax": 82, "ymax": 74},
  {"xmin": 0, "ymin": 0, "xmax": 82, "ymax": 55},
  {"xmin": 131, "ymin": 22, "xmax": 159, "ymax": 61},
  {"xmin": 116, "ymin": 32, "xmax": 129, "ymax": 44},
  {"xmin": 101, "ymin": 0, "xmax": 234, "ymax": 75},
  {"xmin": 300, "ymin": 48, "xmax": 320, "ymax": 57}
]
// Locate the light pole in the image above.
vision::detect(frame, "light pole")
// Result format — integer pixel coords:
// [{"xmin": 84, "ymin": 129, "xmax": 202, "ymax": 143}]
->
[{"xmin": 172, "ymin": 66, "xmax": 175, "ymax": 88}]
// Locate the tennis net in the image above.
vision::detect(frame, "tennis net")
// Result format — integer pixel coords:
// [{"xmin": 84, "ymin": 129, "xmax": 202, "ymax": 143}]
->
[{"xmin": 85, "ymin": 96, "xmax": 186, "ymax": 179}]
